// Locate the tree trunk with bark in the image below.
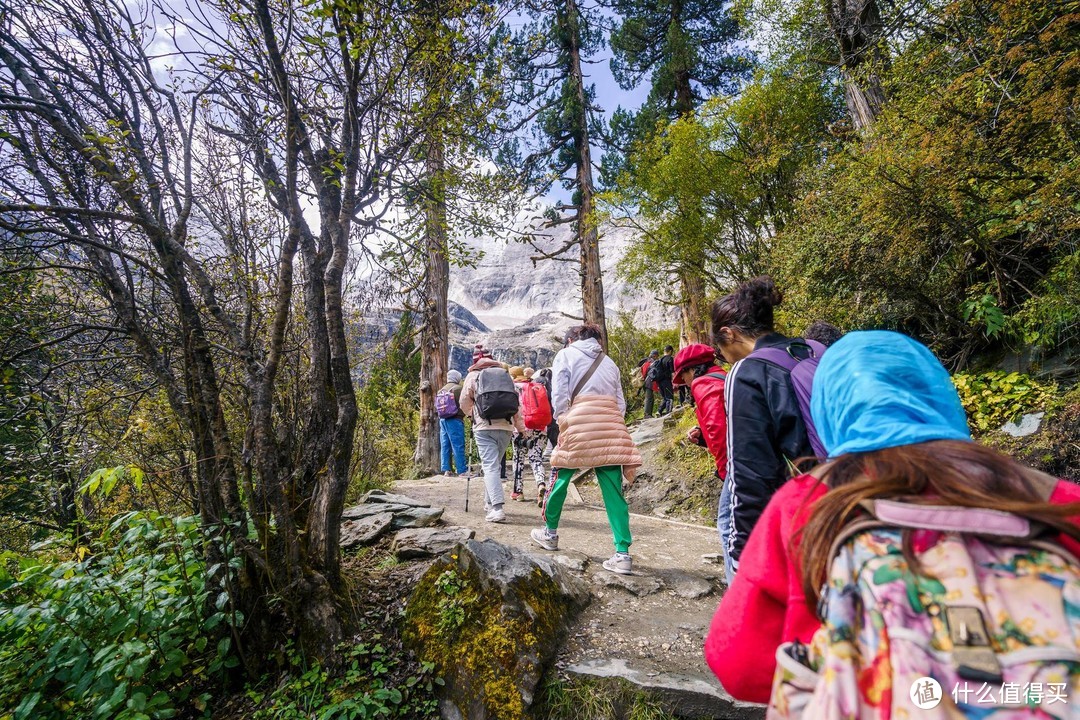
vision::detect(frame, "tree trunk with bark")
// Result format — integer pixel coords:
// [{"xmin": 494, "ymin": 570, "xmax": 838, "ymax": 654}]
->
[
  {"xmin": 567, "ymin": 0, "xmax": 607, "ymax": 346},
  {"xmin": 826, "ymin": 0, "xmax": 887, "ymax": 130},
  {"xmin": 679, "ymin": 270, "xmax": 708, "ymax": 344},
  {"xmin": 414, "ymin": 136, "xmax": 450, "ymax": 474}
]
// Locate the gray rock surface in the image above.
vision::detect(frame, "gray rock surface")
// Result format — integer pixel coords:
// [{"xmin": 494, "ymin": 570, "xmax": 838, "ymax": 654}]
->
[
  {"xmin": 595, "ymin": 571, "xmax": 663, "ymax": 597},
  {"xmin": 342, "ymin": 502, "xmax": 411, "ymax": 520},
  {"xmin": 393, "ymin": 526, "xmax": 474, "ymax": 559},
  {"xmin": 1000, "ymin": 411, "xmax": 1044, "ymax": 437},
  {"xmin": 548, "ymin": 550, "xmax": 590, "ymax": 573},
  {"xmin": 362, "ymin": 489, "xmax": 431, "ymax": 508},
  {"xmin": 566, "ymin": 658, "xmax": 765, "ymax": 719},
  {"xmin": 389, "ymin": 506, "xmax": 443, "ymax": 529},
  {"xmin": 667, "ymin": 572, "xmax": 715, "ymax": 600},
  {"xmin": 340, "ymin": 513, "xmax": 394, "ymax": 548}
]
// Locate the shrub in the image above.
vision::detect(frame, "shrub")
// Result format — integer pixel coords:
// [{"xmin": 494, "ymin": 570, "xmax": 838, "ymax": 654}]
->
[
  {"xmin": 952, "ymin": 371, "xmax": 1058, "ymax": 433},
  {"xmin": 0, "ymin": 512, "xmax": 235, "ymax": 719}
]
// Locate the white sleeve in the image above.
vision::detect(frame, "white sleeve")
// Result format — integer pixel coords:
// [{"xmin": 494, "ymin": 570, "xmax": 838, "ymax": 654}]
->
[{"xmin": 551, "ymin": 350, "xmax": 571, "ymax": 418}]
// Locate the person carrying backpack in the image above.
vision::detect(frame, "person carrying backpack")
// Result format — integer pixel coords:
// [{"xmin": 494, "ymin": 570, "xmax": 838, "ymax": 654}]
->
[
  {"xmin": 510, "ymin": 367, "xmax": 553, "ymax": 502},
  {"xmin": 459, "ymin": 348, "xmax": 526, "ymax": 522},
  {"xmin": 641, "ymin": 349, "xmax": 660, "ymax": 418},
  {"xmin": 436, "ymin": 369, "xmax": 467, "ymax": 475},
  {"xmin": 530, "ymin": 324, "xmax": 642, "ymax": 575},
  {"xmin": 705, "ymin": 330, "xmax": 1080, "ymax": 716},
  {"xmin": 656, "ymin": 345, "xmax": 676, "ymax": 415},
  {"xmin": 673, "ymin": 344, "xmax": 727, "ymax": 480},
  {"xmin": 711, "ymin": 276, "xmax": 823, "ymax": 580}
]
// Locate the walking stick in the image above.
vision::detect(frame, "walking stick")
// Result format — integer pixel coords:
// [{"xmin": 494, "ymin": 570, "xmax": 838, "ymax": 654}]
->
[{"xmin": 464, "ymin": 425, "xmax": 474, "ymax": 512}]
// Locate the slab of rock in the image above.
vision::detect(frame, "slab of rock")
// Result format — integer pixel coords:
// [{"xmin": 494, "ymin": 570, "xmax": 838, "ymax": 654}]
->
[
  {"xmin": 629, "ymin": 417, "xmax": 665, "ymax": 447},
  {"xmin": 341, "ymin": 513, "xmax": 394, "ymax": 549},
  {"xmin": 362, "ymin": 489, "xmax": 431, "ymax": 508},
  {"xmin": 565, "ymin": 658, "xmax": 765, "ymax": 719},
  {"xmin": 1001, "ymin": 411, "xmax": 1044, "ymax": 438},
  {"xmin": 342, "ymin": 502, "xmax": 412, "ymax": 520},
  {"xmin": 594, "ymin": 571, "xmax": 663, "ymax": 597},
  {"xmin": 549, "ymin": 550, "xmax": 590, "ymax": 573},
  {"xmin": 390, "ymin": 505, "xmax": 443, "ymax": 529},
  {"xmin": 403, "ymin": 539, "xmax": 591, "ymax": 720},
  {"xmin": 668, "ymin": 572, "xmax": 715, "ymax": 600},
  {"xmin": 393, "ymin": 527, "xmax": 474, "ymax": 559}
]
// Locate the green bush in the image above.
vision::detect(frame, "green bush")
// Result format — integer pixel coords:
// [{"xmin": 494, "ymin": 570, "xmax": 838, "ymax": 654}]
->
[
  {"xmin": 952, "ymin": 371, "xmax": 1058, "ymax": 433},
  {"xmin": 0, "ymin": 512, "xmax": 235, "ymax": 719},
  {"xmin": 246, "ymin": 637, "xmax": 440, "ymax": 720},
  {"xmin": 607, "ymin": 312, "xmax": 680, "ymax": 417}
]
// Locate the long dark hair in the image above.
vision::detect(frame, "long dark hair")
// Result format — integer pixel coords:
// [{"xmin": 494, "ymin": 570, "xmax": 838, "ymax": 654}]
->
[
  {"xmin": 710, "ymin": 276, "xmax": 782, "ymax": 346},
  {"xmin": 564, "ymin": 323, "xmax": 603, "ymax": 344},
  {"xmin": 797, "ymin": 440, "xmax": 1080, "ymax": 607}
]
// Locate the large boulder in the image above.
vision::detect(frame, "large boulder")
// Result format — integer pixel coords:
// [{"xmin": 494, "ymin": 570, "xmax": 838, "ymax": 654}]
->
[
  {"xmin": 403, "ymin": 539, "xmax": 590, "ymax": 720},
  {"xmin": 393, "ymin": 527, "xmax": 475, "ymax": 559},
  {"xmin": 340, "ymin": 513, "xmax": 394, "ymax": 549}
]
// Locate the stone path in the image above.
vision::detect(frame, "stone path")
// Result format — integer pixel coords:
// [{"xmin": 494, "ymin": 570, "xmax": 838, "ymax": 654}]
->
[{"xmin": 395, "ymin": 465, "xmax": 764, "ymax": 719}]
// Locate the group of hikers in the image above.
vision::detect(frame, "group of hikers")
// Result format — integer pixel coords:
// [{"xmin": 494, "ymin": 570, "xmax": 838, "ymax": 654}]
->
[{"xmin": 435, "ymin": 274, "xmax": 1080, "ymax": 715}]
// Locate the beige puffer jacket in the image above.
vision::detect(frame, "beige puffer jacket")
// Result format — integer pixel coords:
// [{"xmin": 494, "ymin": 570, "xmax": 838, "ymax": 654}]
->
[{"xmin": 550, "ymin": 394, "xmax": 642, "ymax": 476}]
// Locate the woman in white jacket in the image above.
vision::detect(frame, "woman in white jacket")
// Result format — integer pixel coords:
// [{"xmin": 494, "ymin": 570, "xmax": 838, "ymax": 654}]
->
[{"xmin": 530, "ymin": 324, "xmax": 642, "ymax": 574}]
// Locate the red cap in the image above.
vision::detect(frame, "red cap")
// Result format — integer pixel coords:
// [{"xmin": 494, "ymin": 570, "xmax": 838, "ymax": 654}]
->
[{"xmin": 673, "ymin": 343, "xmax": 717, "ymax": 382}]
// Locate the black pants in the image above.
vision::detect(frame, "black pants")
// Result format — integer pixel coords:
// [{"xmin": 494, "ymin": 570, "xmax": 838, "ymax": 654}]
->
[{"xmin": 658, "ymin": 382, "xmax": 674, "ymax": 414}]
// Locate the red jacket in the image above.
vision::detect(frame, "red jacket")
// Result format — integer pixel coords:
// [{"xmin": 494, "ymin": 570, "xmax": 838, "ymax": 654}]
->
[
  {"xmin": 690, "ymin": 367, "xmax": 727, "ymax": 478},
  {"xmin": 704, "ymin": 473, "xmax": 1080, "ymax": 703}
]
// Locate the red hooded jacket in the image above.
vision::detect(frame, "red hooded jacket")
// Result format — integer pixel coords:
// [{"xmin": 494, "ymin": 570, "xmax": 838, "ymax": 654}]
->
[
  {"xmin": 690, "ymin": 367, "xmax": 727, "ymax": 478},
  {"xmin": 704, "ymin": 473, "xmax": 1080, "ymax": 703}
]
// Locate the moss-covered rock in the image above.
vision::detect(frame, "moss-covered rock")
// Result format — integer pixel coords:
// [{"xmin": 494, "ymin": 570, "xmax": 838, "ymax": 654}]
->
[{"xmin": 402, "ymin": 539, "xmax": 591, "ymax": 720}]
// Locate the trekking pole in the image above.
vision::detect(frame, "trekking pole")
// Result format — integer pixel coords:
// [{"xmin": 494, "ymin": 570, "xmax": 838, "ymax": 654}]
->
[{"xmin": 465, "ymin": 426, "xmax": 473, "ymax": 513}]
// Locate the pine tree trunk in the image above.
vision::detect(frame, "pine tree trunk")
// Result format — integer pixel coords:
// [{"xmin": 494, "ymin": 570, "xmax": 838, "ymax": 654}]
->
[
  {"xmin": 567, "ymin": 0, "xmax": 607, "ymax": 346},
  {"xmin": 826, "ymin": 0, "xmax": 887, "ymax": 131},
  {"xmin": 679, "ymin": 270, "xmax": 708, "ymax": 344},
  {"xmin": 414, "ymin": 136, "xmax": 450, "ymax": 474}
]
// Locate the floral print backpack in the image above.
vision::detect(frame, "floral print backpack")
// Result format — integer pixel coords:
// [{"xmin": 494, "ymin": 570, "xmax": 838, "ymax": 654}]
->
[{"xmin": 769, "ymin": 495, "xmax": 1080, "ymax": 719}]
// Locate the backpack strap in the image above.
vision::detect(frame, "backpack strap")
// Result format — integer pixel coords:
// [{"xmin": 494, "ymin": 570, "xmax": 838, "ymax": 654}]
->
[
  {"xmin": 750, "ymin": 339, "xmax": 826, "ymax": 371},
  {"xmin": 572, "ymin": 352, "xmax": 606, "ymax": 402},
  {"xmin": 703, "ymin": 372, "xmax": 726, "ymax": 381},
  {"xmin": 860, "ymin": 500, "xmax": 1038, "ymax": 538}
]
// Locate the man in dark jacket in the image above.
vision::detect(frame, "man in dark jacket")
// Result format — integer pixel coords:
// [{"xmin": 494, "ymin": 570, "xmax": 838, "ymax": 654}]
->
[{"xmin": 655, "ymin": 345, "xmax": 676, "ymax": 415}]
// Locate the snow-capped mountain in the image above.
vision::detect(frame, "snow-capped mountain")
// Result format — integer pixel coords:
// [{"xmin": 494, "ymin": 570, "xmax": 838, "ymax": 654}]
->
[{"xmin": 448, "ymin": 221, "xmax": 676, "ymax": 371}]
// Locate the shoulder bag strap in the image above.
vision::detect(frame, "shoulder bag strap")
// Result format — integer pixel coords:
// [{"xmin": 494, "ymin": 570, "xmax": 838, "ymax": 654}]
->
[{"xmin": 571, "ymin": 352, "xmax": 607, "ymax": 403}]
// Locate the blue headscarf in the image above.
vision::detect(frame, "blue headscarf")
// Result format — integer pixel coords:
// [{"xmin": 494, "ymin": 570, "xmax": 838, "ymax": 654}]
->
[{"xmin": 811, "ymin": 331, "xmax": 971, "ymax": 458}]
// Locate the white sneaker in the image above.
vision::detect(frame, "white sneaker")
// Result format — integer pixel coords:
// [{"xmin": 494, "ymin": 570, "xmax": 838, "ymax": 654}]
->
[
  {"xmin": 530, "ymin": 527, "xmax": 558, "ymax": 551},
  {"xmin": 602, "ymin": 553, "xmax": 633, "ymax": 575},
  {"xmin": 485, "ymin": 508, "xmax": 506, "ymax": 523}
]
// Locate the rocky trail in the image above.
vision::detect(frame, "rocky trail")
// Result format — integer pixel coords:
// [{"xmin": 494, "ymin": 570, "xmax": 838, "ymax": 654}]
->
[{"xmin": 392, "ymin": 416, "xmax": 764, "ymax": 719}]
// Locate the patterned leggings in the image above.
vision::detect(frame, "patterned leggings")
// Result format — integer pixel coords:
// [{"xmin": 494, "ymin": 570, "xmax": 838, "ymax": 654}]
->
[{"xmin": 512, "ymin": 431, "xmax": 549, "ymax": 495}]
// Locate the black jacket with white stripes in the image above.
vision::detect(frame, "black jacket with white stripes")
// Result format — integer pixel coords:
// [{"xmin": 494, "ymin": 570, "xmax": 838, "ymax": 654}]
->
[{"xmin": 722, "ymin": 333, "xmax": 816, "ymax": 570}]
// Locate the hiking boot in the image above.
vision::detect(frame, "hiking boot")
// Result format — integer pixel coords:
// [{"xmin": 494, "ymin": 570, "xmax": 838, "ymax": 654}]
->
[
  {"xmin": 485, "ymin": 508, "xmax": 506, "ymax": 523},
  {"xmin": 511, "ymin": 492, "xmax": 523, "ymax": 501},
  {"xmin": 530, "ymin": 527, "xmax": 558, "ymax": 551},
  {"xmin": 602, "ymin": 553, "xmax": 633, "ymax": 575},
  {"xmin": 536, "ymin": 483, "xmax": 547, "ymax": 508}
]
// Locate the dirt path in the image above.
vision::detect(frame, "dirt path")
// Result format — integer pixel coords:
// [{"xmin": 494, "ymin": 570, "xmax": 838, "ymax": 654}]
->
[{"xmin": 395, "ymin": 461, "xmax": 744, "ymax": 711}]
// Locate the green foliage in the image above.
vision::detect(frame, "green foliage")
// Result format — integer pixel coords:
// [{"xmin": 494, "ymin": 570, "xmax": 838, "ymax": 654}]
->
[
  {"xmin": 769, "ymin": 0, "xmax": 1080, "ymax": 363},
  {"xmin": 350, "ymin": 313, "xmax": 422, "ymax": 500},
  {"xmin": 0, "ymin": 512, "xmax": 236, "ymax": 720},
  {"xmin": 246, "ymin": 639, "xmax": 440, "ymax": 720},
  {"xmin": 952, "ymin": 371, "xmax": 1058, "ymax": 433},
  {"xmin": 606, "ymin": 312, "xmax": 680, "ymax": 417},
  {"xmin": 538, "ymin": 675, "xmax": 677, "ymax": 720}
]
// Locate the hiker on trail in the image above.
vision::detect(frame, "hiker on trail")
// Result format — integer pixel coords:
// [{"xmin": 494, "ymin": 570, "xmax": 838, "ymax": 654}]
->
[
  {"xmin": 803, "ymin": 320, "xmax": 844, "ymax": 347},
  {"xmin": 640, "ymin": 349, "xmax": 660, "ymax": 418},
  {"xmin": 711, "ymin": 276, "xmax": 824, "ymax": 580},
  {"xmin": 459, "ymin": 348, "xmax": 526, "ymax": 523},
  {"xmin": 436, "ymin": 369, "xmax": 467, "ymax": 476},
  {"xmin": 656, "ymin": 345, "xmax": 676, "ymax": 415},
  {"xmin": 535, "ymin": 367, "xmax": 559, "ymax": 507},
  {"xmin": 704, "ymin": 331, "xmax": 1080, "ymax": 715},
  {"xmin": 510, "ymin": 367, "xmax": 553, "ymax": 502},
  {"xmin": 674, "ymin": 344, "xmax": 727, "ymax": 480},
  {"xmin": 530, "ymin": 324, "xmax": 642, "ymax": 575}
]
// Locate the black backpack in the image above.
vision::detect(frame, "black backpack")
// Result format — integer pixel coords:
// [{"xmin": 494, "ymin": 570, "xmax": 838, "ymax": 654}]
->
[{"xmin": 475, "ymin": 367, "xmax": 520, "ymax": 421}]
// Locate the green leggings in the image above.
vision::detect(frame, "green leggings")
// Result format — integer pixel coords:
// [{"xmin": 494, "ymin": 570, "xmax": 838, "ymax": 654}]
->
[{"xmin": 544, "ymin": 466, "xmax": 632, "ymax": 554}]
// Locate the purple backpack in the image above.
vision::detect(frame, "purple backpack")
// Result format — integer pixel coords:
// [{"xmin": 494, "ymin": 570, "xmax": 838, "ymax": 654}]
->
[
  {"xmin": 749, "ymin": 339, "xmax": 827, "ymax": 458},
  {"xmin": 435, "ymin": 386, "xmax": 460, "ymax": 418}
]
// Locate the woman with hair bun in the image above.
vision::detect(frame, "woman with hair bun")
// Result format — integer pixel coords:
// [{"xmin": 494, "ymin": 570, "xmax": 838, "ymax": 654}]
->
[{"xmin": 711, "ymin": 276, "xmax": 819, "ymax": 580}]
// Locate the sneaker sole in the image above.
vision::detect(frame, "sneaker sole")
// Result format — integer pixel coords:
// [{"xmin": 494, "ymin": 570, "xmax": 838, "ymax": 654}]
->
[{"xmin": 603, "ymin": 563, "xmax": 633, "ymax": 575}]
